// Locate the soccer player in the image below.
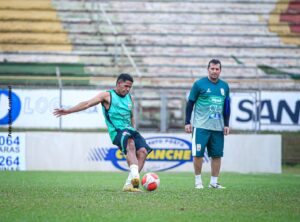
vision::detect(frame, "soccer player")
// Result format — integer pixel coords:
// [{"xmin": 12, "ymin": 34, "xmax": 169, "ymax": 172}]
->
[
  {"xmin": 53, "ymin": 73, "xmax": 152, "ymax": 192},
  {"xmin": 185, "ymin": 59, "xmax": 230, "ymax": 189}
]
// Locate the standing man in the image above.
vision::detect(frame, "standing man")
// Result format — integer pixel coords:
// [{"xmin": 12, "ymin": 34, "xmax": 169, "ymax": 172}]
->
[
  {"xmin": 185, "ymin": 59, "xmax": 230, "ymax": 189},
  {"xmin": 53, "ymin": 73, "xmax": 152, "ymax": 192}
]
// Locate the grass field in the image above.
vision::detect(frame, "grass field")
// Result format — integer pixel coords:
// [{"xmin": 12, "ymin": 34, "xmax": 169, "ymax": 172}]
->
[{"xmin": 1, "ymin": 167, "xmax": 300, "ymax": 222}]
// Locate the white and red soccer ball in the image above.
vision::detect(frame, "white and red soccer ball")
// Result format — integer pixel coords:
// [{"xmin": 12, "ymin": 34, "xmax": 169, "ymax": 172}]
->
[{"xmin": 141, "ymin": 172, "xmax": 160, "ymax": 191}]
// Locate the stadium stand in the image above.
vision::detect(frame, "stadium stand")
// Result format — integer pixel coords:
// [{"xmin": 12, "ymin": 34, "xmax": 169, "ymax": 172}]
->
[
  {"xmin": 101, "ymin": 0, "xmax": 300, "ymax": 89},
  {"xmin": 0, "ymin": 0, "xmax": 299, "ymax": 89},
  {"xmin": 0, "ymin": 0, "xmax": 84, "ymax": 86}
]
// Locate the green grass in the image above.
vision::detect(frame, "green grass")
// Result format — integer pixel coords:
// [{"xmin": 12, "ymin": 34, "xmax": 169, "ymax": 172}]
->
[{"xmin": 1, "ymin": 170, "xmax": 300, "ymax": 222}]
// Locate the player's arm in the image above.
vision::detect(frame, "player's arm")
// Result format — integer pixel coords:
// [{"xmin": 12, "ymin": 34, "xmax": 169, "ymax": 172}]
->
[
  {"xmin": 185, "ymin": 82, "xmax": 198, "ymax": 134},
  {"xmin": 223, "ymin": 95, "xmax": 231, "ymax": 135},
  {"xmin": 185, "ymin": 100, "xmax": 195, "ymax": 133},
  {"xmin": 130, "ymin": 95, "xmax": 136, "ymax": 128},
  {"xmin": 53, "ymin": 91, "xmax": 109, "ymax": 117}
]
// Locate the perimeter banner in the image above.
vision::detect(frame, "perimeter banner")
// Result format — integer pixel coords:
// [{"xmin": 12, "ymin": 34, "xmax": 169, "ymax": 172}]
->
[
  {"xmin": 0, "ymin": 133, "xmax": 26, "ymax": 171},
  {"xmin": 25, "ymin": 132, "xmax": 281, "ymax": 173},
  {"xmin": 0, "ymin": 89, "xmax": 299, "ymax": 131}
]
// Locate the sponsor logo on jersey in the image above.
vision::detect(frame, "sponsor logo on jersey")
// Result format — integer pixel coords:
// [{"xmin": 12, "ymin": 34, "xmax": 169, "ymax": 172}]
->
[
  {"xmin": 211, "ymin": 97, "xmax": 222, "ymax": 103},
  {"xmin": 128, "ymin": 102, "xmax": 132, "ymax": 110},
  {"xmin": 220, "ymin": 88, "xmax": 225, "ymax": 96}
]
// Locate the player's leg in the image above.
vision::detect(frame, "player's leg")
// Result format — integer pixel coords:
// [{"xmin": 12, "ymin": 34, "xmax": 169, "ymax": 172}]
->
[
  {"xmin": 113, "ymin": 130, "xmax": 141, "ymax": 192},
  {"xmin": 132, "ymin": 131, "xmax": 153, "ymax": 172},
  {"xmin": 117, "ymin": 132, "xmax": 139, "ymax": 180},
  {"xmin": 208, "ymin": 131, "xmax": 225, "ymax": 189},
  {"xmin": 136, "ymin": 148, "xmax": 148, "ymax": 172},
  {"xmin": 193, "ymin": 156, "xmax": 204, "ymax": 189},
  {"xmin": 125, "ymin": 138, "xmax": 140, "ymax": 188},
  {"xmin": 126, "ymin": 138, "xmax": 138, "ymax": 166},
  {"xmin": 194, "ymin": 156, "xmax": 203, "ymax": 175},
  {"xmin": 122, "ymin": 145, "xmax": 145, "ymax": 192},
  {"xmin": 211, "ymin": 157, "xmax": 221, "ymax": 177},
  {"xmin": 192, "ymin": 128, "xmax": 209, "ymax": 189}
]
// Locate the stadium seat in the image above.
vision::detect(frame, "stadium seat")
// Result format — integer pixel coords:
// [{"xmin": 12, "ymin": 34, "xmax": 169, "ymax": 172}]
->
[{"xmin": 0, "ymin": 0, "xmax": 299, "ymax": 89}]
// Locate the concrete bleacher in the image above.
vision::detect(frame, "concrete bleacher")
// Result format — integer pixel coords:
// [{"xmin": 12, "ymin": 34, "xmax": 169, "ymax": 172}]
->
[
  {"xmin": 100, "ymin": 0, "xmax": 300, "ymax": 89},
  {"xmin": 0, "ymin": 0, "xmax": 299, "ymax": 89},
  {"xmin": 0, "ymin": 0, "xmax": 79, "ymax": 86},
  {"xmin": 0, "ymin": 0, "xmax": 72, "ymax": 51},
  {"xmin": 0, "ymin": 0, "xmax": 135, "ymax": 87}
]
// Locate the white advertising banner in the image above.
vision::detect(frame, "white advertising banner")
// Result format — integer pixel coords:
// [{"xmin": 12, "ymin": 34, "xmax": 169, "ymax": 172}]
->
[
  {"xmin": 0, "ymin": 88, "xmax": 299, "ymax": 131},
  {"xmin": 231, "ymin": 91, "xmax": 300, "ymax": 131},
  {"xmin": 0, "ymin": 133, "xmax": 26, "ymax": 170},
  {"xmin": 25, "ymin": 132, "xmax": 281, "ymax": 173},
  {"xmin": 0, "ymin": 89, "xmax": 106, "ymax": 129}
]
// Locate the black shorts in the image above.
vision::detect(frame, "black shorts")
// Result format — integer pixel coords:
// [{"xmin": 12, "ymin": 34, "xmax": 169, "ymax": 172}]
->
[{"xmin": 113, "ymin": 129, "xmax": 152, "ymax": 155}]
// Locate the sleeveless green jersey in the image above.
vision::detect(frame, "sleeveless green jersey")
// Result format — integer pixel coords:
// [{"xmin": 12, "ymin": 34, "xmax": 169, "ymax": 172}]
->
[
  {"xmin": 188, "ymin": 77, "xmax": 230, "ymax": 131},
  {"xmin": 102, "ymin": 89, "xmax": 135, "ymax": 141}
]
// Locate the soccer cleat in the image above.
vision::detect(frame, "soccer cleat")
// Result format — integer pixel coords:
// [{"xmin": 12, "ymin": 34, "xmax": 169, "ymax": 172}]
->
[
  {"xmin": 131, "ymin": 177, "xmax": 140, "ymax": 188},
  {"xmin": 123, "ymin": 184, "xmax": 133, "ymax": 192},
  {"xmin": 195, "ymin": 183, "xmax": 204, "ymax": 189},
  {"xmin": 122, "ymin": 184, "xmax": 142, "ymax": 192},
  {"xmin": 208, "ymin": 183, "xmax": 226, "ymax": 189},
  {"xmin": 131, "ymin": 188, "xmax": 142, "ymax": 192}
]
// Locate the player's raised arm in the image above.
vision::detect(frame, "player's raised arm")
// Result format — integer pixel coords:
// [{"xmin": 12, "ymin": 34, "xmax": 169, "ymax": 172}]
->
[{"xmin": 53, "ymin": 91, "xmax": 109, "ymax": 117}]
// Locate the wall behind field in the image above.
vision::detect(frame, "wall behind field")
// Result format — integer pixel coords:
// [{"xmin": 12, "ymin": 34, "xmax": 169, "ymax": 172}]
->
[{"xmin": 0, "ymin": 132, "xmax": 281, "ymax": 173}]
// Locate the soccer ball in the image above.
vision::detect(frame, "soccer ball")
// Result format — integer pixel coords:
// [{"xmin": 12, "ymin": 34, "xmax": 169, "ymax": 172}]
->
[{"xmin": 141, "ymin": 172, "xmax": 160, "ymax": 191}]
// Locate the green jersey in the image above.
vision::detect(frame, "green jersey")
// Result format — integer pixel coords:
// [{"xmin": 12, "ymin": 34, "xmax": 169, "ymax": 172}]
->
[
  {"xmin": 102, "ymin": 89, "xmax": 136, "ymax": 141},
  {"xmin": 188, "ymin": 77, "xmax": 230, "ymax": 131}
]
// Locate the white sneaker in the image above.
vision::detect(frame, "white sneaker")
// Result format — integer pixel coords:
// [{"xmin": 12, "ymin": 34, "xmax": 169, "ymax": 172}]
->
[
  {"xmin": 208, "ymin": 183, "xmax": 226, "ymax": 189},
  {"xmin": 195, "ymin": 183, "xmax": 204, "ymax": 189}
]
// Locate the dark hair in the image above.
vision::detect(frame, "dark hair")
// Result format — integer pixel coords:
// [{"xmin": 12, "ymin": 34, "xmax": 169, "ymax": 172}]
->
[
  {"xmin": 116, "ymin": 73, "xmax": 134, "ymax": 84},
  {"xmin": 207, "ymin": 59, "xmax": 222, "ymax": 70}
]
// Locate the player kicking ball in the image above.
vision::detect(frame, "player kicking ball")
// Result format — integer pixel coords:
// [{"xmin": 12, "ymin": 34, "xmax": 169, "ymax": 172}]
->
[{"xmin": 53, "ymin": 73, "xmax": 152, "ymax": 192}]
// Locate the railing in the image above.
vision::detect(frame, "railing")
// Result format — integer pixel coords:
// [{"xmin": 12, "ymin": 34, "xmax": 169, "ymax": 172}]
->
[
  {"xmin": 86, "ymin": 1, "xmax": 142, "ymax": 81},
  {"xmin": 56, "ymin": 67, "xmax": 63, "ymax": 130}
]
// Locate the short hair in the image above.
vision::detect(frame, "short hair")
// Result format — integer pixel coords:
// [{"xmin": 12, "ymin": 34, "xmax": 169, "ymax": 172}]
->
[
  {"xmin": 116, "ymin": 73, "xmax": 134, "ymax": 84},
  {"xmin": 207, "ymin": 59, "xmax": 222, "ymax": 70}
]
